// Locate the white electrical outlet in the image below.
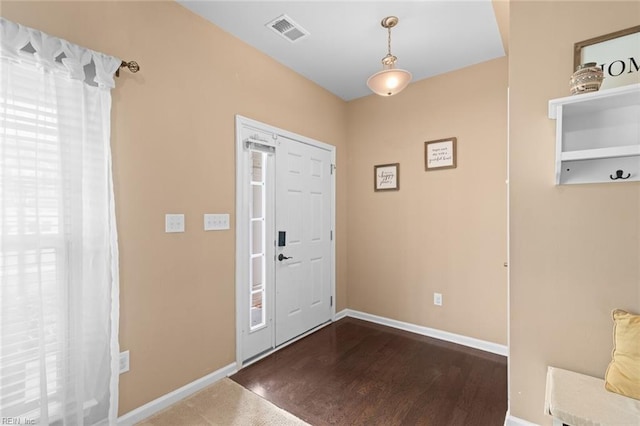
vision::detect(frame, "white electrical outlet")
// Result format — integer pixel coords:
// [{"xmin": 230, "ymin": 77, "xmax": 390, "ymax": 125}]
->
[
  {"xmin": 434, "ymin": 292, "xmax": 443, "ymax": 306},
  {"xmin": 165, "ymin": 214, "xmax": 185, "ymax": 233},
  {"xmin": 204, "ymin": 213, "xmax": 230, "ymax": 231},
  {"xmin": 119, "ymin": 350, "xmax": 130, "ymax": 374}
]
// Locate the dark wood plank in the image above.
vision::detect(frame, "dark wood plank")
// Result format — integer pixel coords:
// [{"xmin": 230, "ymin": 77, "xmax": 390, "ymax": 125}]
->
[{"xmin": 231, "ymin": 318, "xmax": 507, "ymax": 426}]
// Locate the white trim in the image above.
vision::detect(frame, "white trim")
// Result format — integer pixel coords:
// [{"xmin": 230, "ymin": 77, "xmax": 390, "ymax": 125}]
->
[
  {"xmin": 330, "ymin": 148, "xmax": 336, "ymax": 320},
  {"xmin": 504, "ymin": 413, "xmax": 539, "ymax": 426},
  {"xmin": 506, "ymin": 85, "xmax": 512, "ymax": 415},
  {"xmin": 235, "ymin": 116, "xmax": 248, "ymax": 369},
  {"xmin": 117, "ymin": 362, "xmax": 237, "ymax": 426},
  {"xmin": 333, "ymin": 309, "xmax": 348, "ymax": 321},
  {"xmin": 336, "ymin": 309, "xmax": 508, "ymax": 356}
]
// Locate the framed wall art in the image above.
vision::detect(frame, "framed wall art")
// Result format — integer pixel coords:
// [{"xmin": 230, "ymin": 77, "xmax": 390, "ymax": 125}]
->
[
  {"xmin": 425, "ymin": 138, "xmax": 457, "ymax": 171},
  {"xmin": 574, "ymin": 25, "xmax": 640, "ymax": 90},
  {"xmin": 374, "ymin": 163, "xmax": 399, "ymax": 191}
]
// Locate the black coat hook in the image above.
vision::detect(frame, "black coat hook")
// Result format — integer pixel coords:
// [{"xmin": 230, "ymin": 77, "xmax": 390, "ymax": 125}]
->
[{"xmin": 610, "ymin": 169, "xmax": 631, "ymax": 180}]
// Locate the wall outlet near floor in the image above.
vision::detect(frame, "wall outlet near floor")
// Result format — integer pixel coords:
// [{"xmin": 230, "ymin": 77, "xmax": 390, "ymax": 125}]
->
[
  {"xmin": 433, "ymin": 292, "xmax": 443, "ymax": 306},
  {"xmin": 119, "ymin": 350, "xmax": 130, "ymax": 374}
]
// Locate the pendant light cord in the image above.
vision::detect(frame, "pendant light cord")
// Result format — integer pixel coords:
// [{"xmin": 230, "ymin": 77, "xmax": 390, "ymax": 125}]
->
[{"xmin": 387, "ymin": 26, "xmax": 392, "ymax": 56}]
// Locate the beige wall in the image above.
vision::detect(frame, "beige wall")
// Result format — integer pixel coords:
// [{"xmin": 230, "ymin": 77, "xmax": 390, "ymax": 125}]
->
[
  {"xmin": 346, "ymin": 57, "xmax": 508, "ymax": 345},
  {"xmin": 1, "ymin": 1, "xmax": 348, "ymax": 414},
  {"xmin": 15, "ymin": 2, "xmax": 630, "ymax": 424},
  {"xmin": 509, "ymin": 1, "xmax": 640, "ymax": 424}
]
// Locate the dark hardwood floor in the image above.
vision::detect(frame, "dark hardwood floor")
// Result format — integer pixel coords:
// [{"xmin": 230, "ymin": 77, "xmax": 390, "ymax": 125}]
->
[{"xmin": 231, "ymin": 317, "xmax": 507, "ymax": 426}]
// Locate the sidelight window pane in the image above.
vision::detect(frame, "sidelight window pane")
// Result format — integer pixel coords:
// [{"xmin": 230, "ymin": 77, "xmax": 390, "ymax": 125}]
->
[
  {"xmin": 252, "ymin": 184, "xmax": 263, "ymax": 219},
  {"xmin": 249, "ymin": 150, "xmax": 267, "ymax": 331},
  {"xmin": 251, "ymin": 220, "xmax": 263, "ymax": 255},
  {"xmin": 251, "ymin": 256, "xmax": 262, "ymax": 290},
  {"xmin": 251, "ymin": 151, "xmax": 263, "ymax": 183}
]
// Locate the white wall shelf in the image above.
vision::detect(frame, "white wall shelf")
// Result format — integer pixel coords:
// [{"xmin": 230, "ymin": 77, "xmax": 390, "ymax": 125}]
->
[{"xmin": 549, "ymin": 83, "xmax": 640, "ymax": 185}]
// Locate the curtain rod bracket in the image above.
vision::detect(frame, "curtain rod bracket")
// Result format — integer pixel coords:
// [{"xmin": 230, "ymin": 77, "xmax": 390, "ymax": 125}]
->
[{"xmin": 116, "ymin": 60, "xmax": 140, "ymax": 77}]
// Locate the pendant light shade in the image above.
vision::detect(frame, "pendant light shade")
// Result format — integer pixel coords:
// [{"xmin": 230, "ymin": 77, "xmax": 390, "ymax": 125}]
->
[
  {"xmin": 367, "ymin": 16, "xmax": 412, "ymax": 97},
  {"xmin": 367, "ymin": 68, "xmax": 412, "ymax": 97}
]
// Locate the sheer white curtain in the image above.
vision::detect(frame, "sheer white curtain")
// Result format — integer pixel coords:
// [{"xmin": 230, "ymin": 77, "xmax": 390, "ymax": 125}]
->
[{"xmin": 0, "ymin": 18, "xmax": 121, "ymax": 425}]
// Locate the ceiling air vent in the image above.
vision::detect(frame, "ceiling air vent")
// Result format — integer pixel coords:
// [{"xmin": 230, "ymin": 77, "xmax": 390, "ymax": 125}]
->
[{"xmin": 266, "ymin": 14, "xmax": 309, "ymax": 43}]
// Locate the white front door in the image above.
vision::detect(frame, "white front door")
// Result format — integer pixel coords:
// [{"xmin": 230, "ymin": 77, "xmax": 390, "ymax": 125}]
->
[
  {"xmin": 235, "ymin": 116, "xmax": 335, "ymax": 364},
  {"xmin": 275, "ymin": 136, "xmax": 333, "ymax": 346}
]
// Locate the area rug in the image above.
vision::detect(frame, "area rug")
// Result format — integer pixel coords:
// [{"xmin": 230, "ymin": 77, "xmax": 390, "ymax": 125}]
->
[{"xmin": 137, "ymin": 378, "xmax": 309, "ymax": 426}]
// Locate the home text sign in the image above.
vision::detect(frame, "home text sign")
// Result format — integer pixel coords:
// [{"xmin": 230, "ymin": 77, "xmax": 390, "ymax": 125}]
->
[
  {"xmin": 425, "ymin": 138, "xmax": 457, "ymax": 171},
  {"xmin": 575, "ymin": 26, "xmax": 640, "ymax": 90}
]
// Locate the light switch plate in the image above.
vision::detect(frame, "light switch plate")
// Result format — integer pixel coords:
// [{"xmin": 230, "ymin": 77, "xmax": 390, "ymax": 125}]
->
[
  {"xmin": 165, "ymin": 214, "xmax": 185, "ymax": 233},
  {"xmin": 204, "ymin": 213, "xmax": 230, "ymax": 231},
  {"xmin": 434, "ymin": 292, "xmax": 443, "ymax": 306},
  {"xmin": 119, "ymin": 350, "xmax": 130, "ymax": 374}
]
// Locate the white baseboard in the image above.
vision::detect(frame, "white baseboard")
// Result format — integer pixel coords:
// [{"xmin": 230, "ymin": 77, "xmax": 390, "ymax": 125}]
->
[
  {"xmin": 504, "ymin": 412, "xmax": 539, "ymax": 426},
  {"xmin": 117, "ymin": 362, "xmax": 237, "ymax": 425},
  {"xmin": 333, "ymin": 308, "xmax": 348, "ymax": 321},
  {"xmin": 336, "ymin": 309, "xmax": 508, "ymax": 357}
]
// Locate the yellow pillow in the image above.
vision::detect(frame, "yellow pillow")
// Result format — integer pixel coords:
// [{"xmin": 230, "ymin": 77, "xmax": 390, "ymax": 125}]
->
[{"xmin": 604, "ymin": 309, "xmax": 640, "ymax": 400}]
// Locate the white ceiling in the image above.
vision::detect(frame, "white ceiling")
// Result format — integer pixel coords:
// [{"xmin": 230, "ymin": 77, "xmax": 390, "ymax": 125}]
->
[{"xmin": 176, "ymin": 1, "xmax": 506, "ymax": 101}]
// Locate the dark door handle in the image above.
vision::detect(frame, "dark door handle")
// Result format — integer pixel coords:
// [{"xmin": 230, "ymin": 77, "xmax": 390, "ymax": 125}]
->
[{"xmin": 278, "ymin": 254, "xmax": 292, "ymax": 261}]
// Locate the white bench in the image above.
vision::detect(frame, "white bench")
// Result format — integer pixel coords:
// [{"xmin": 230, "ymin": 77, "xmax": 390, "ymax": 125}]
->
[{"xmin": 545, "ymin": 366, "xmax": 640, "ymax": 426}]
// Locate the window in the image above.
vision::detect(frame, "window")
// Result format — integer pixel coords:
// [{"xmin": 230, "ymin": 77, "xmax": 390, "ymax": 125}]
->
[
  {"xmin": 249, "ymin": 151, "xmax": 267, "ymax": 331},
  {"xmin": 1, "ymin": 71, "xmax": 66, "ymax": 421},
  {"xmin": 0, "ymin": 17, "xmax": 121, "ymax": 425}
]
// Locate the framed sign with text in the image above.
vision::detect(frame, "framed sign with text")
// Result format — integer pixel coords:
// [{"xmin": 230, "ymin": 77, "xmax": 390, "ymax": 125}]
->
[
  {"xmin": 574, "ymin": 25, "xmax": 640, "ymax": 90},
  {"xmin": 374, "ymin": 163, "xmax": 399, "ymax": 191},
  {"xmin": 425, "ymin": 138, "xmax": 457, "ymax": 171}
]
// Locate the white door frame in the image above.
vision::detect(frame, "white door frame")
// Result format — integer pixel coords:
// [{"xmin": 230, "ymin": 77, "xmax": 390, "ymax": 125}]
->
[{"xmin": 234, "ymin": 115, "xmax": 336, "ymax": 368}]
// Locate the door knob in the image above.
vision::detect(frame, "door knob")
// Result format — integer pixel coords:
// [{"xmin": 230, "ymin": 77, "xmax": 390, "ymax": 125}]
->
[{"xmin": 278, "ymin": 254, "xmax": 292, "ymax": 261}]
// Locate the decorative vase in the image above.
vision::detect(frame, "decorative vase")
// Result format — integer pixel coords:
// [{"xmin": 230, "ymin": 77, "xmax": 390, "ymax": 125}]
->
[{"xmin": 569, "ymin": 62, "xmax": 604, "ymax": 95}]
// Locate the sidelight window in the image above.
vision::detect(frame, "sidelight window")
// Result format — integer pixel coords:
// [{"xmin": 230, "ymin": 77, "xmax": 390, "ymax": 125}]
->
[{"xmin": 249, "ymin": 151, "xmax": 267, "ymax": 331}]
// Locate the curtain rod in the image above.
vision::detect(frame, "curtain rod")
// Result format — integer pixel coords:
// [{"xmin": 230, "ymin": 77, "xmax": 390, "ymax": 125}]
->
[{"xmin": 116, "ymin": 60, "xmax": 140, "ymax": 77}]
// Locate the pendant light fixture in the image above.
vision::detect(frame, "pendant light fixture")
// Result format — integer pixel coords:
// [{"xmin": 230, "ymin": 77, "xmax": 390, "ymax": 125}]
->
[{"xmin": 367, "ymin": 16, "xmax": 412, "ymax": 97}]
